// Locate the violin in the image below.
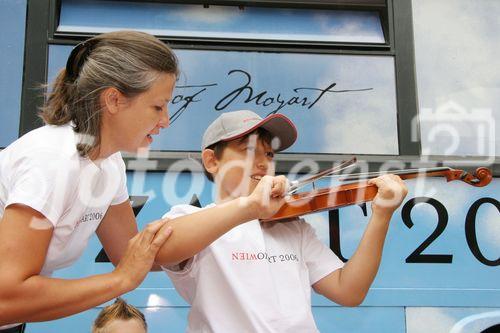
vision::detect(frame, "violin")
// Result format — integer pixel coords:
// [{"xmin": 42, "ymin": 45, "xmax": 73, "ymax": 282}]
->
[{"xmin": 263, "ymin": 161, "xmax": 492, "ymax": 222}]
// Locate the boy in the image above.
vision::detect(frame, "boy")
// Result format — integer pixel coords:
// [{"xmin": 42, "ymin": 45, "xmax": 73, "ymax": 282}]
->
[
  {"xmin": 92, "ymin": 298, "xmax": 147, "ymax": 333},
  {"xmin": 162, "ymin": 110, "xmax": 407, "ymax": 332}
]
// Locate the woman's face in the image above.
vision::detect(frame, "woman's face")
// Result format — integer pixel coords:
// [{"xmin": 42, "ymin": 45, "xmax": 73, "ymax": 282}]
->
[{"xmin": 111, "ymin": 72, "xmax": 176, "ymax": 153}]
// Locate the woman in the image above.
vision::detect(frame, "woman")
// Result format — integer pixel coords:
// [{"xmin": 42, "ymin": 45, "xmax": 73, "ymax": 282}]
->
[{"xmin": 0, "ymin": 31, "xmax": 288, "ymax": 332}]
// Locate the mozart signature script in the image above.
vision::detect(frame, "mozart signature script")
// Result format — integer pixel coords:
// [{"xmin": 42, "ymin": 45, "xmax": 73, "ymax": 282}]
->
[{"xmin": 169, "ymin": 69, "xmax": 372, "ymax": 124}]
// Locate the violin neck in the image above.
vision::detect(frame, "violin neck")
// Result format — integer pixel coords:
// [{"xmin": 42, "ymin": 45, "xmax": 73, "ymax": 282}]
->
[{"xmin": 338, "ymin": 167, "xmax": 452, "ymax": 182}]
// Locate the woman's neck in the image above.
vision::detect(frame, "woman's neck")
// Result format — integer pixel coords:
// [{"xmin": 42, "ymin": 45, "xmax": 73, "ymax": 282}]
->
[
  {"xmin": 91, "ymin": 126, "xmax": 119, "ymax": 160},
  {"xmin": 88, "ymin": 140, "xmax": 116, "ymax": 161}
]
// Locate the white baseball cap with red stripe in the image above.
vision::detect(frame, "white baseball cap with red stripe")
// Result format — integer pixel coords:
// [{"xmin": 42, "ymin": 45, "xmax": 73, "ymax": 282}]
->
[{"xmin": 201, "ymin": 110, "xmax": 297, "ymax": 152}]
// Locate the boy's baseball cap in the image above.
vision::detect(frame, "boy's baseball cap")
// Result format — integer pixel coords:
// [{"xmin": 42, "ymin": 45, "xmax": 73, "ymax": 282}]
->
[{"xmin": 202, "ymin": 110, "xmax": 297, "ymax": 151}]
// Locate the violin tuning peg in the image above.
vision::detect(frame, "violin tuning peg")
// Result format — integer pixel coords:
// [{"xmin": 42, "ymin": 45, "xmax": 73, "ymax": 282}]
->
[{"xmin": 358, "ymin": 202, "xmax": 368, "ymax": 216}]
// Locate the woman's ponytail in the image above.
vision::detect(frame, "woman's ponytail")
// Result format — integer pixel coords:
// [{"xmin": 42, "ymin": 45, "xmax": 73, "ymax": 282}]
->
[{"xmin": 39, "ymin": 69, "xmax": 77, "ymax": 125}]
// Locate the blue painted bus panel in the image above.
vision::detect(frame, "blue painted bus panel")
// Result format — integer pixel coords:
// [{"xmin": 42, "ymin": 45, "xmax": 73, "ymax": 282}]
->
[
  {"xmin": 314, "ymin": 306, "xmax": 406, "ymax": 333},
  {"xmin": 406, "ymin": 307, "xmax": 500, "ymax": 333},
  {"xmin": 413, "ymin": 0, "xmax": 500, "ymax": 157},
  {"xmin": 0, "ymin": 0, "xmax": 26, "ymax": 147}
]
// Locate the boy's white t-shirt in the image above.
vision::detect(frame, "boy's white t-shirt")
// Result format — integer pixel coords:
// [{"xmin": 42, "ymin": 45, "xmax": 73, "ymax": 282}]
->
[
  {"xmin": 163, "ymin": 204, "xmax": 344, "ymax": 333},
  {"xmin": 0, "ymin": 124, "xmax": 129, "ymax": 275}
]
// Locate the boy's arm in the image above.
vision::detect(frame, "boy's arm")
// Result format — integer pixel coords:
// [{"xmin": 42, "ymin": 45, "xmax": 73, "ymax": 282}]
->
[
  {"xmin": 154, "ymin": 175, "xmax": 288, "ymax": 266},
  {"xmin": 313, "ymin": 174, "xmax": 408, "ymax": 307}
]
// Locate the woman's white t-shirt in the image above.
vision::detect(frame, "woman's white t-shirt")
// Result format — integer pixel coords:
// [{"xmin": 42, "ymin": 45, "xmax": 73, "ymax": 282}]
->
[{"xmin": 0, "ymin": 124, "xmax": 128, "ymax": 276}]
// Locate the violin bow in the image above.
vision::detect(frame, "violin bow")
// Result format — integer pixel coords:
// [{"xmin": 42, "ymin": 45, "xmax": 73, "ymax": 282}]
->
[
  {"xmin": 287, "ymin": 157, "xmax": 357, "ymax": 195},
  {"xmin": 335, "ymin": 166, "xmax": 492, "ymax": 187}
]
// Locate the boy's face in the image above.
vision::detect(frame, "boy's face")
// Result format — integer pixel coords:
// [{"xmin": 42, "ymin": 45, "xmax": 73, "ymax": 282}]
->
[{"xmin": 212, "ymin": 134, "xmax": 275, "ymax": 200}]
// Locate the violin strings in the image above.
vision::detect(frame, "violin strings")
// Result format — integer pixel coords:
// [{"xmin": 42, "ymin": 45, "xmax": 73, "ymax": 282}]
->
[{"xmin": 332, "ymin": 167, "xmax": 452, "ymax": 182}]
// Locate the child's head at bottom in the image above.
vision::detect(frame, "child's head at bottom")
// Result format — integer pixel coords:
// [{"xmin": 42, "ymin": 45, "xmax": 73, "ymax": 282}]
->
[
  {"xmin": 92, "ymin": 298, "xmax": 147, "ymax": 333},
  {"xmin": 201, "ymin": 110, "xmax": 297, "ymax": 200}
]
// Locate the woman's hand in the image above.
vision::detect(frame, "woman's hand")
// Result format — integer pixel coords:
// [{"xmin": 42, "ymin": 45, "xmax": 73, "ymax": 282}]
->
[
  {"xmin": 112, "ymin": 219, "xmax": 172, "ymax": 291},
  {"xmin": 368, "ymin": 174, "xmax": 408, "ymax": 218},
  {"xmin": 246, "ymin": 175, "xmax": 288, "ymax": 220}
]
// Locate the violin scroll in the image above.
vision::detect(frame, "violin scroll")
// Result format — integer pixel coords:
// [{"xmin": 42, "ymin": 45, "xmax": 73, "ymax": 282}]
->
[{"xmin": 461, "ymin": 167, "xmax": 493, "ymax": 187}]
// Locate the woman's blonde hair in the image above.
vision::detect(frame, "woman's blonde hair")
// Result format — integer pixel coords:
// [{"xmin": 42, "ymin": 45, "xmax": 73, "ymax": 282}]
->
[
  {"xmin": 40, "ymin": 30, "xmax": 179, "ymax": 157},
  {"xmin": 92, "ymin": 298, "xmax": 147, "ymax": 333}
]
